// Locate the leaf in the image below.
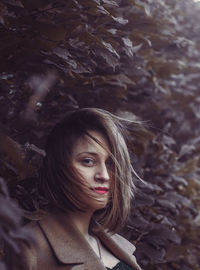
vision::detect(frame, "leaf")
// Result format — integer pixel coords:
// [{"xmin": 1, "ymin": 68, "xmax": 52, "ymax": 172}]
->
[
  {"xmin": 132, "ymin": 43, "xmax": 143, "ymax": 54},
  {"xmin": 24, "ymin": 142, "xmax": 45, "ymax": 157},
  {"xmin": 111, "ymin": 16, "xmax": 128, "ymax": 25},
  {"xmin": 179, "ymin": 144, "xmax": 195, "ymax": 158},
  {"xmin": 147, "ymin": 225, "xmax": 181, "ymax": 245},
  {"xmin": 135, "ymin": 191, "xmax": 155, "ymax": 206},
  {"xmin": 122, "ymin": 37, "xmax": 135, "ymax": 57},
  {"xmin": 136, "ymin": 242, "xmax": 166, "ymax": 263},
  {"xmin": 3, "ymin": 0, "xmax": 24, "ymax": 7},
  {"xmin": 128, "ymin": 214, "xmax": 149, "ymax": 229},
  {"xmin": 171, "ymin": 174, "xmax": 188, "ymax": 186},
  {"xmin": 157, "ymin": 191, "xmax": 192, "ymax": 209},
  {"xmin": 157, "ymin": 199, "xmax": 177, "ymax": 213},
  {"xmin": 20, "ymin": 0, "xmax": 50, "ymax": 9},
  {"xmin": 165, "ymin": 244, "xmax": 187, "ymax": 261},
  {"xmin": 94, "ymin": 74, "xmax": 136, "ymax": 89},
  {"xmin": 136, "ymin": 180, "xmax": 163, "ymax": 194},
  {"xmin": 144, "ymin": 4, "xmax": 151, "ymax": 17},
  {"xmin": 24, "ymin": 72, "xmax": 57, "ymax": 121},
  {"xmin": 162, "ymin": 135, "xmax": 176, "ymax": 146},
  {"xmin": 99, "ymin": 51, "xmax": 119, "ymax": 70},
  {"xmin": 102, "ymin": 0, "xmax": 118, "ymax": 6},
  {"xmin": 107, "ymin": 28, "xmax": 117, "ymax": 35},
  {"xmin": 37, "ymin": 22, "xmax": 66, "ymax": 48},
  {"xmin": 96, "ymin": 5, "xmax": 109, "ymax": 15},
  {"xmin": 101, "ymin": 40, "xmax": 120, "ymax": 58},
  {"xmin": 0, "ymin": 133, "xmax": 25, "ymax": 178},
  {"xmin": 176, "ymin": 157, "xmax": 199, "ymax": 174}
]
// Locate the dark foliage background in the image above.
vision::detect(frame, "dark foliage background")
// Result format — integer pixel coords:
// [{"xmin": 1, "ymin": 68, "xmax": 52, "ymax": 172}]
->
[
  {"xmin": 0, "ymin": 177, "xmax": 32, "ymax": 270},
  {"xmin": 0, "ymin": 0, "xmax": 200, "ymax": 269}
]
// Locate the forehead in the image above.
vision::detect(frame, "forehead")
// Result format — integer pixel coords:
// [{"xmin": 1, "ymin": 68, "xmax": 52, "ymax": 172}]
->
[{"xmin": 72, "ymin": 130, "xmax": 110, "ymax": 157}]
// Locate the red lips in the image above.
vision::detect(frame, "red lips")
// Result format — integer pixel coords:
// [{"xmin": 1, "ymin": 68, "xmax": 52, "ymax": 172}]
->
[{"xmin": 92, "ymin": 187, "xmax": 109, "ymax": 194}]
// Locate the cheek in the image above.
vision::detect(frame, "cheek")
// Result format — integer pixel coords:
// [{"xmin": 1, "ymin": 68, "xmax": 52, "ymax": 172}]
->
[{"xmin": 74, "ymin": 165, "xmax": 93, "ymax": 183}]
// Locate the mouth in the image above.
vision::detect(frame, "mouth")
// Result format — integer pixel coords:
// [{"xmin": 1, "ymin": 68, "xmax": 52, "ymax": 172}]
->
[{"xmin": 92, "ymin": 187, "xmax": 109, "ymax": 195}]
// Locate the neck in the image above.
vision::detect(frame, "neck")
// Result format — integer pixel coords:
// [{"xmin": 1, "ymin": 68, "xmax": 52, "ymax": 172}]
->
[{"xmin": 63, "ymin": 209, "xmax": 94, "ymax": 237}]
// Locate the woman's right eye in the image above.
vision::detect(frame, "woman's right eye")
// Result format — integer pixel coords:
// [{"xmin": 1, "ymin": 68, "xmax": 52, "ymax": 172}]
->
[{"xmin": 81, "ymin": 158, "xmax": 94, "ymax": 166}]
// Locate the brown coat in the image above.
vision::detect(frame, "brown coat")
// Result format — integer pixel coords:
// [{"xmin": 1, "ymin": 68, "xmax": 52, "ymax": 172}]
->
[{"xmin": 7, "ymin": 213, "xmax": 142, "ymax": 270}]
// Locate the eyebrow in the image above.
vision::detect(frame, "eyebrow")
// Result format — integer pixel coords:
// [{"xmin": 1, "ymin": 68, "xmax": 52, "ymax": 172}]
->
[
  {"xmin": 76, "ymin": 152, "xmax": 98, "ymax": 157},
  {"xmin": 76, "ymin": 151, "xmax": 109, "ymax": 159}
]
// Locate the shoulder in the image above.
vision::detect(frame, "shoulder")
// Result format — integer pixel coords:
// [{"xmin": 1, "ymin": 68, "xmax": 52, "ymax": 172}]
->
[
  {"xmin": 24, "ymin": 220, "xmax": 44, "ymax": 241},
  {"xmin": 24, "ymin": 217, "xmax": 55, "ymax": 255},
  {"xmin": 23, "ymin": 211, "xmax": 55, "ymax": 248},
  {"xmin": 8, "ymin": 218, "xmax": 54, "ymax": 270}
]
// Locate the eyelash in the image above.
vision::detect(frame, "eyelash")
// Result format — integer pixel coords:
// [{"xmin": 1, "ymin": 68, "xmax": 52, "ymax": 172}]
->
[
  {"xmin": 81, "ymin": 158, "xmax": 114, "ymax": 169},
  {"xmin": 81, "ymin": 158, "xmax": 95, "ymax": 166}
]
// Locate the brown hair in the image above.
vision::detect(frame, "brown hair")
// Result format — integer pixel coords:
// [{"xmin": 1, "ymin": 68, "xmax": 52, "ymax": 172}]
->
[{"xmin": 39, "ymin": 108, "xmax": 136, "ymax": 232}]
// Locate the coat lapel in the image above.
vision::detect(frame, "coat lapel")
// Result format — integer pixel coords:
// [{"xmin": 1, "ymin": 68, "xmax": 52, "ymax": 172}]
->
[
  {"xmin": 38, "ymin": 213, "xmax": 141, "ymax": 270},
  {"xmin": 96, "ymin": 231, "xmax": 142, "ymax": 270},
  {"xmin": 38, "ymin": 214, "xmax": 105, "ymax": 270}
]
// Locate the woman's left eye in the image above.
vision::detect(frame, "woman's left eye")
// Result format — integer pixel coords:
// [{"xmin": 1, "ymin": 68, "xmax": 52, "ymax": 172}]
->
[{"xmin": 82, "ymin": 158, "xmax": 94, "ymax": 166}]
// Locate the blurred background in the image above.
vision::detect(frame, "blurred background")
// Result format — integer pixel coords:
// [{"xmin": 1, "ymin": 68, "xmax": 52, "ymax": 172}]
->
[{"xmin": 0, "ymin": 0, "xmax": 200, "ymax": 269}]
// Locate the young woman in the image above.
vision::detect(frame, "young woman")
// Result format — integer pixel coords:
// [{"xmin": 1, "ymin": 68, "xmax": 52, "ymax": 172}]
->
[{"xmin": 7, "ymin": 108, "xmax": 142, "ymax": 270}]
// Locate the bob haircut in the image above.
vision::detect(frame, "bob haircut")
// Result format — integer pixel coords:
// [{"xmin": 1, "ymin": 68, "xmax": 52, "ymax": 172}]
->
[{"xmin": 39, "ymin": 108, "xmax": 136, "ymax": 232}]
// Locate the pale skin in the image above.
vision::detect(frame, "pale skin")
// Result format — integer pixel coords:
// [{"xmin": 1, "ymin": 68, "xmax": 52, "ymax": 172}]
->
[{"xmin": 64, "ymin": 130, "xmax": 120, "ymax": 269}]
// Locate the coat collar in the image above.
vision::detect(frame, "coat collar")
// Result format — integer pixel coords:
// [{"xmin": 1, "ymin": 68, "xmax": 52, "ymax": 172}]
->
[{"xmin": 38, "ymin": 213, "xmax": 141, "ymax": 270}]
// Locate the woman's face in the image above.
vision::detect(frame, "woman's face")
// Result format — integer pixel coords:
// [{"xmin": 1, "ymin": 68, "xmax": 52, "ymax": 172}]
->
[{"xmin": 71, "ymin": 130, "xmax": 112, "ymax": 211}]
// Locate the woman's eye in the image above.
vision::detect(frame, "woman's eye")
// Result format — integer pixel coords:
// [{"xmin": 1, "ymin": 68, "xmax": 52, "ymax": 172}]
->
[{"xmin": 82, "ymin": 158, "xmax": 94, "ymax": 166}]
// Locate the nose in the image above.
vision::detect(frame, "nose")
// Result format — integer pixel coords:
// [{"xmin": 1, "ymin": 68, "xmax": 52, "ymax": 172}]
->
[{"xmin": 94, "ymin": 163, "xmax": 110, "ymax": 182}]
